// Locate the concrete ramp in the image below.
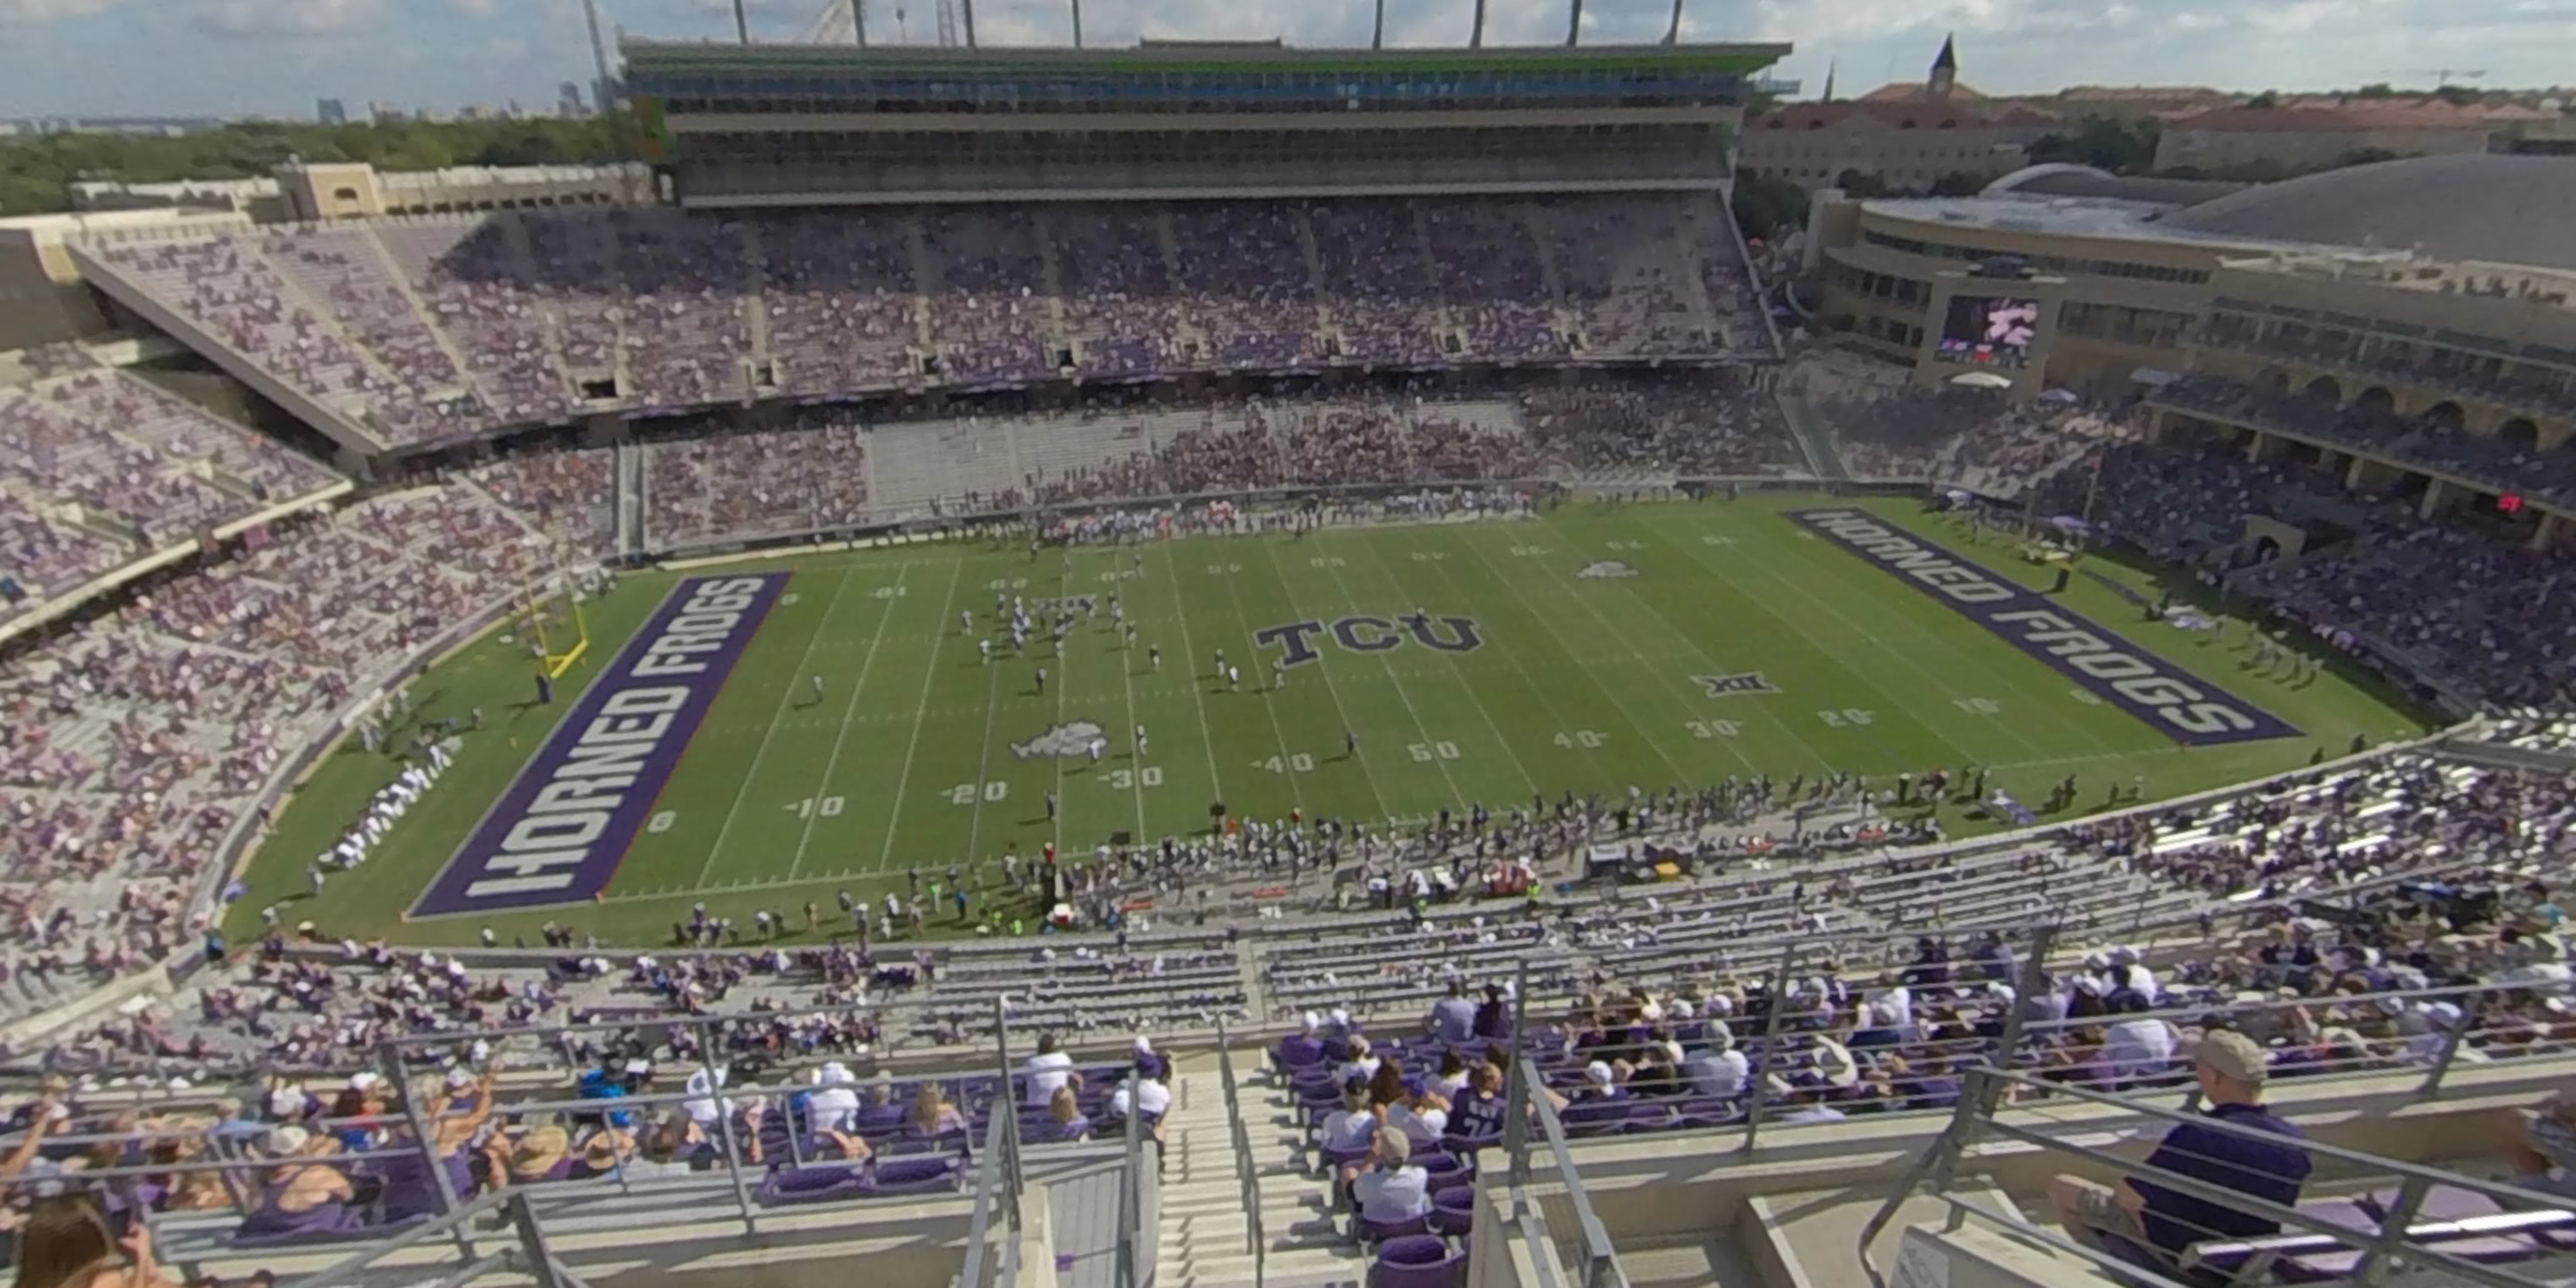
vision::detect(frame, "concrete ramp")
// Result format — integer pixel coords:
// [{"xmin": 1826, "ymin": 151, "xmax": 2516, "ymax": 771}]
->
[
  {"xmin": 1618, "ymin": 1235, "xmax": 1771, "ymax": 1288},
  {"xmin": 1752, "ymin": 1184, "xmax": 2021, "ymax": 1288}
]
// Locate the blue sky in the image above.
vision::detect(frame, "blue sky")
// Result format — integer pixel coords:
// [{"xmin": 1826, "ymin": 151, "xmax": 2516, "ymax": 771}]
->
[{"xmin": 1, "ymin": 0, "xmax": 2569, "ymax": 119}]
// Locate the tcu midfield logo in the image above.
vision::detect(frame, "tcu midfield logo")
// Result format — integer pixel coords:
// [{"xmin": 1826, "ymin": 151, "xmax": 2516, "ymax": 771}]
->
[{"xmin": 1255, "ymin": 613, "xmax": 1485, "ymax": 669}]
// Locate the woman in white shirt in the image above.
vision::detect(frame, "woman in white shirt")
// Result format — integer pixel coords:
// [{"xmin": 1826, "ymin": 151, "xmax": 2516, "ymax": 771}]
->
[{"xmin": 1337, "ymin": 1035, "xmax": 1381, "ymax": 1086}]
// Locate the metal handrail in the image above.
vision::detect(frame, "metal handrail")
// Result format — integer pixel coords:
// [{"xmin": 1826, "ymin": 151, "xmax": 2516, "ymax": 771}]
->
[
  {"xmin": 1518, "ymin": 1060, "xmax": 1629, "ymax": 1288},
  {"xmin": 958, "ymin": 1108, "xmax": 1014, "ymax": 1288},
  {"xmin": 1213, "ymin": 1020, "xmax": 1264, "ymax": 1284}
]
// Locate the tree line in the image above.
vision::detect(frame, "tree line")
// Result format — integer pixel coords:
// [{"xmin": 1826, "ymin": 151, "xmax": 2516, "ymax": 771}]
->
[{"xmin": 0, "ymin": 117, "xmax": 637, "ymax": 218}]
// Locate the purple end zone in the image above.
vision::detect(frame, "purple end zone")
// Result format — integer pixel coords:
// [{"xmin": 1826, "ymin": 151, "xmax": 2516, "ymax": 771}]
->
[
  {"xmin": 1786, "ymin": 509, "xmax": 2298, "ymax": 747},
  {"xmin": 412, "ymin": 572, "xmax": 790, "ymax": 916}
]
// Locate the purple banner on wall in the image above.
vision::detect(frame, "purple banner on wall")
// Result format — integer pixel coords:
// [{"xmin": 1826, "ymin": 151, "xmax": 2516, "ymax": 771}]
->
[
  {"xmin": 1786, "ymin": 509, "xmax": 2297, "ymax": 747},
  {"xmin": 412, "ymin": 573, "xmax": 790, "ymax": 916}
]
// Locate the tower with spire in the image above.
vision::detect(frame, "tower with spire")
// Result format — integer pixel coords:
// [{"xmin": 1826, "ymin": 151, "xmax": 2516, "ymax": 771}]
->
[
  {"xmin": 1820, "ymin": 58, "xmax": 1836, "ymax": 103},
  {"xmin": 1928, "ymin": 34, "xmax": 1958, "ymax": 101}
]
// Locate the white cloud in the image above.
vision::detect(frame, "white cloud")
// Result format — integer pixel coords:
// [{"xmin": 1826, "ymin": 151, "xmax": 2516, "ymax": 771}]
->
[
  {"xmin": 184, "ymin": 0, "xmax": 386, "ymax": 38},
  {"xmin": 0, "ymin": 0, "xmax": 126, "ymax": 19}
]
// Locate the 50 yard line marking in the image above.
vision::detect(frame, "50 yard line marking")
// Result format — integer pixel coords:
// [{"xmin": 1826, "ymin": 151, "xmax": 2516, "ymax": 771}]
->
[
  {"xmin": 786, "ymin": 562, "xmax": 919, "ymax": 880},
  {"xmin": 869, "ymin": 559, "xmax": 963, "ymax": 875},
  {"xmin": 693, "ymin": 566, "xmax": 858, "ymax": 887}
]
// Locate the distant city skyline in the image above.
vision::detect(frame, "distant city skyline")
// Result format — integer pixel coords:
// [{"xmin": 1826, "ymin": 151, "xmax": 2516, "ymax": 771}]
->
[{"xmin": 0, "ymin": 0, "xmax": 2571, "ymax": 120}]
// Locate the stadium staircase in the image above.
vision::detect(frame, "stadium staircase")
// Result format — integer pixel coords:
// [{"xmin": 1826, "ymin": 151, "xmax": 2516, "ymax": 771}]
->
[
  {"xmin": 1769, "ymin": 388, "xmax": 1851, "ymax": 480},
  {"xmin": 613, "ymin": 441, "xmax": 644, "ymax": 556},
  {"xmin": 492, "ymin": 217, "xmax": 586, "ymax": 404},
  {"xmin": 737, "ymin": 221, "xmax": 775, "ymax": 378},
  {"xmin": 1158, "ymin": 1064, "xmax": 1363, "ymax": 1288},
  {"xmin": 357, "ymin": 226, "xmax": 497, "ymax": 413}
]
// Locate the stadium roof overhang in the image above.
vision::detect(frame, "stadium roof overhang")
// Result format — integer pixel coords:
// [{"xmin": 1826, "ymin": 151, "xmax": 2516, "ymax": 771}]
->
[{"xmin": 618, "ymin": 39, "xmax": 1794, "ymax": 78}]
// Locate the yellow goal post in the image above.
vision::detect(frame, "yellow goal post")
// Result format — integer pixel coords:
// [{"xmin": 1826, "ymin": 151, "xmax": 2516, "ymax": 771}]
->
[{"xmin": 519, "ymin": 560, "xmax": 592, "ymax": 681}]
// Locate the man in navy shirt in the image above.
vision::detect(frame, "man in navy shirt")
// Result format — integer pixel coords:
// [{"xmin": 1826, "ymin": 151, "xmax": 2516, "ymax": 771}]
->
[{"xmin": 2050, "ymin": 1030, "xmax": 2312, "ymax": 1263}]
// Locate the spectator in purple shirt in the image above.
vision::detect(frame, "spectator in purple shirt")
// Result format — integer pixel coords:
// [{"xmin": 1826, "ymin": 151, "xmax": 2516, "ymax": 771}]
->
[{"xmin": 2048, "ymin": 1030, "xmax": 2312, "ymax": 1264}]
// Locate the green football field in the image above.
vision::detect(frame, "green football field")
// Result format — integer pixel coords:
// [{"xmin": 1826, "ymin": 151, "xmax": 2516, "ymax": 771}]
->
[{"xmin": 228, "ymin": 494, "xmax": 2434, "ymax": 949}]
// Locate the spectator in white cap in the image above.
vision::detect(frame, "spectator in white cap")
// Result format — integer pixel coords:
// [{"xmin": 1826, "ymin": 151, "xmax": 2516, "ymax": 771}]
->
[
  {"xmin": 1276, "ymin": 1013, "xmax": 1327, "ymax": 1071},
  {"xmin": 1352, "ymin": 1130, "xmax": 1432, "ymax": 1225},
  {"xmin": 1132, "ymin": 1035, "xmax": 1170, "ymax": 1081}
]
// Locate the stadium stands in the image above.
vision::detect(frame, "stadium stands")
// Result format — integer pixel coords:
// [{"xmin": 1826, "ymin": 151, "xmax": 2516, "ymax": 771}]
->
[
  {"xmin": 0, "ymin": 369, "xmax": 346, "ymax": 625},
  {"xmin": 0, "ymin": 480, "xmax": 601, "ymax": 1023},
  {"xmin": 2156, "ymin": 371, "xmax": 2576, "ymax": 505},
  {"xmin": 70, "ymin": 194, "xmax": 1776, "ymax": 445}
]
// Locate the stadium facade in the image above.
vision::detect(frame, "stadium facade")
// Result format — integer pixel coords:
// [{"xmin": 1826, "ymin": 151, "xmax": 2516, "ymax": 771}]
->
[
  {"xmin": 621, "ymin": 39, "xmax": 1790, "ymax": 204},
  {"xmin": 1808, "ymin": 153, "xmax": 2576, "ymax": 540}
]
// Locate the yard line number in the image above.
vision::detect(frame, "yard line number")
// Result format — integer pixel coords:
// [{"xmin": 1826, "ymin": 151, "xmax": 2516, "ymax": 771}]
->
[
  {"xmin": 1685, "ymin": 719, "xmax": 1741, "ymax": 739},
  {"xmin": 946, "ymin": 781, "xmax": 1009, "ymax": 806},
  {"xmin": 783, "ymin": 796, "xmax": 847, "ymax": 819},
  {"xmin": 1552, "ymin": 730, "xmax": 1606, "ymax": 749},
  {"xmin": 1257, "ymin": 754, "xmax": 1317, "ymax": 774},
  {"xmin": 1103, "ymin": 768, "xmax": 1163, "ymax": 790},
  {"xmin": 1816, "ymin": 708, "xmax": 1876, "ymax": 728},
  {"xmin": 1409, "ymin": 741, "xmax": 1463, "ymax": 762},
  {"xmin": 1952, "ymin": 697, "xmax": 2002, "ymax": 715}
]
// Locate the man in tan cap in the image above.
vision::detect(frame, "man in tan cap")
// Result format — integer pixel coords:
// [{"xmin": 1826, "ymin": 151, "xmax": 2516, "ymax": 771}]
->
[{"xmin": 2048, "ymin": 1030, "xmax": 2312, "ymax": 1264}]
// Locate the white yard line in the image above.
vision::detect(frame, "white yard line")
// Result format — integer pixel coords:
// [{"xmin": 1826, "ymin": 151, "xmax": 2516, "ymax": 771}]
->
[
  {"xmin": 1108, "ymin": 562, "xmax": 1152, "ymax": 841},
  {"xmin": 787, "ymin": 561, "xmax": 937, "ymax": 879},
  {"xmin": 1203, "ymin": 543, "xmax": 1310, "ymax": 813},
  {"xmin": 875, "ymin": 564, "xmax": 971, "ymax": 874},
  {"xmin": 1155, "ymin": 547, "xmax": 1233, "ymax": 817},
  {"xmin": 1253, "ymin": 539, "xmax": 1393, "ymax": 823},
  {"xmin": 1663, "ymin": 514, "xmax": 2091, "ymax": 762},
  {"xmin": 692, "ymin": 566, "xmax": 858, "ymax": 887},
  {"xmin": 1443, "ymin": 530, "xmax": 1702, "ymax": 786},
  {"xmin": 1049, "ymin": 552, "xmax": 1077, "ymax": 853},
  {"xmin": 1337, "ymin": 536, "xmax": 1535, "ymax": 799},
  {"xmin": 1520, "ymin": 532, "xmax": 1840, "ymax": 774}
]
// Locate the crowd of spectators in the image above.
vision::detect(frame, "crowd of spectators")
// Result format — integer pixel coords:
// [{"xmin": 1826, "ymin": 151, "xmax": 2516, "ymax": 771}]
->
[
  {"xmin": 0, "ymin": 371, "xmax": 344, "ymax": 616},
  {"xmin": 1267, "ymin": 755, "xmax": 2575, "ymax": 1179},
  {"xmin": 0, "ymin": 480, "xmax": 601, "ymax": 1020},
  {"xmin": 2197, "ymin": 314, "xmax": 2571, "ymax": 423},
  {"xmin": 2157, "ymin": 372, "xmax": 2576, "ymax": 506},
  {"xmin": 1800, "ymin": 379, "xmax": 2111, "ymax": 498},
  {"xmin": 1993, "ymin": 423, "xmax": 2576, "ymax": 708},
  {"xmin": 642, "ymin": 411, "xmax": 872, "ymax": 547},
  {"xmin": 75, "ymin": 195, "xmax": 1775, "ymax": 445}
]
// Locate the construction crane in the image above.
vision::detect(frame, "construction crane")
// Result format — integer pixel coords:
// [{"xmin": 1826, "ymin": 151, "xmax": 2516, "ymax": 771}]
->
[{"xmin": 2378, "ymin": 68, "xmax": 2487, "ymax": 88}]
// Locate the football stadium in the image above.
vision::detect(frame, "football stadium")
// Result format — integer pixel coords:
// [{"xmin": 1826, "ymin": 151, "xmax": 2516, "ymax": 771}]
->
[{"xmin": 2, "ymin": 12, "xmax": 2574, "ymax": 1288}]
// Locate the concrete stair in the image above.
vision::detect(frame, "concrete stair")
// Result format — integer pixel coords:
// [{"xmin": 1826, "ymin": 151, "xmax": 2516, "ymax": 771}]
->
[{"xmin": 1155, "ymin": 1064, "xmax": 1363, "ymax": 1288}]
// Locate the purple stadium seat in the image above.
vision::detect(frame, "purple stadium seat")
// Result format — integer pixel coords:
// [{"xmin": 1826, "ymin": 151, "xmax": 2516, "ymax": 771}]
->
[
  {"xmin": 1430, "ymin": 1185, "xmax": 1475, "ymax": 1237},
  {"xmin": 230, "ymin": 1200, "xmax": 369, "ymax": 1247},
  {"xmin": 759, "ymin": 1164, "xmax": 870, "ymax": 1207},
  {"xmin": 865, "ymin": 1154, "xmax": 964, "ymax": 1196},
  {"xmin": 1357, "ymin": 1213, "xmax": 1431, "ymax": 1246},
  {"xmin": 1369, "ymin": 1234, "xmax": 1466, "ymax": 1288}
]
